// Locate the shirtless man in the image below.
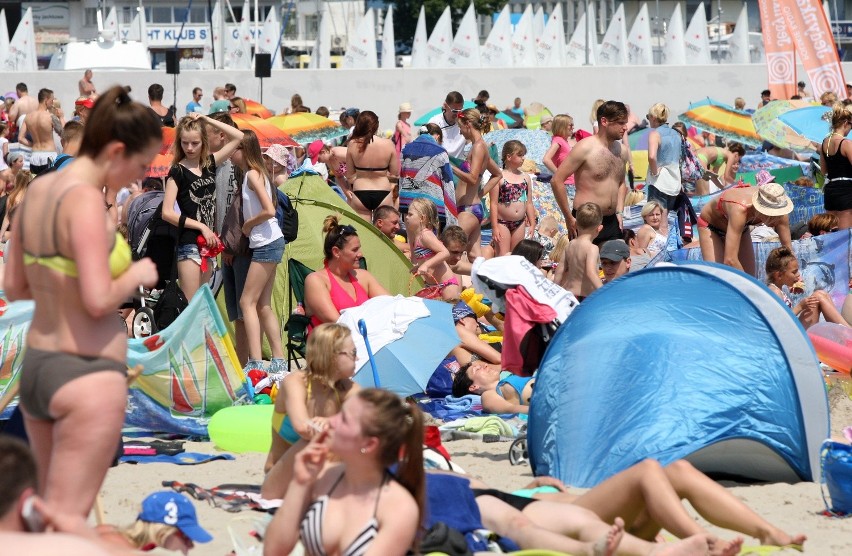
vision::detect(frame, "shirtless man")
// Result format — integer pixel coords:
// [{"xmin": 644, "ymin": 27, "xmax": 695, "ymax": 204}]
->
[
  {"xmin": 7, "ymin": 83, "xmax": 38, "ymax": 141},
  {"xmin": 78, "ymin": 70, "xmax": 96, "ymax": 98},
  {"xmin": 19, "ymin": 89, "xmax": 61, "ymax": 176},
  {"xmin": 551, "ymin": 100, "xmax": 629, "ymax": 245}
]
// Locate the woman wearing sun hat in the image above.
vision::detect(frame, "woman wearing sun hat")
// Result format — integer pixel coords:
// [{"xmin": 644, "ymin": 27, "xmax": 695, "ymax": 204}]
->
[
  {"xmin": 697, "ymin": 170, "xmax": 794, "ymax": 275},
  {"xmin": 394, "ymin": 102, "xmax": 413, "ymax": 153},
  {"xmin": 263, "ymin": 143, "xmax": 294, "ymax": 187}
]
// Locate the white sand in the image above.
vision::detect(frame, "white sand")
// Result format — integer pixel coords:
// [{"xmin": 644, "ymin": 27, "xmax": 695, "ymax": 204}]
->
[{"xmin": 99, "ymin": 384, "xmax": 852, "ymax": 555}]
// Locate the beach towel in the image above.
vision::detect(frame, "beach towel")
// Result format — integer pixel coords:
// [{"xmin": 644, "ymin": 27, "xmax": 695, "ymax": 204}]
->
[
  {"xmin": 162, "ymin": 481, "xmax": 280, "ymax": 512},
  {"xmin": 444, "ymin": 394, "xmax": 483, "ymax": 412},
  {"xmin": 458, "ymin": 416, "xmax": 515, "ymax": 436},
  {"xmin": 120, "ymin": 452, "xmax": 235, "ymax": 465},
  {"xmin": 501, "ymin": 286, "xmax": 558, "ymax": 376}
]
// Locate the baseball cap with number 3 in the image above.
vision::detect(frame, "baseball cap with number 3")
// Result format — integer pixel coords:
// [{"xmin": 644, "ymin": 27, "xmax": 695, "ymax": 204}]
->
[{"xmin": 139, "ymin": 491, "xmax": 213, "ymax": 543}]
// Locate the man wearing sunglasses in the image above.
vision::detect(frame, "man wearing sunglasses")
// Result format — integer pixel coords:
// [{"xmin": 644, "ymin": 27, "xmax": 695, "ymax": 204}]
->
[{"xmin": 427, "ymin": 91, "xmax": 467, "ymax": 158}]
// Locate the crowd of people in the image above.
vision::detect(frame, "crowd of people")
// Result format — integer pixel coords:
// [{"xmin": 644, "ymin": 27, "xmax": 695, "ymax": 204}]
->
[{"xmin": 0, "ymin": 75, "xmax": 848, "ymax": 555}]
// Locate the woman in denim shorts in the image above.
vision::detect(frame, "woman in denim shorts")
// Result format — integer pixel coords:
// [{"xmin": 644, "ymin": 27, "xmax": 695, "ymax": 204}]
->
[{"xmin": 231, "ymin": 130, "xmax": 287, "ymax": 375}]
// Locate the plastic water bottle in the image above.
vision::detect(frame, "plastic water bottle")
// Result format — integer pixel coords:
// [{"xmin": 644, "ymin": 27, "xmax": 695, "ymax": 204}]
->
[{"xmin": 292, "ymin": 302, "xmax": 305, "ymax": 315}]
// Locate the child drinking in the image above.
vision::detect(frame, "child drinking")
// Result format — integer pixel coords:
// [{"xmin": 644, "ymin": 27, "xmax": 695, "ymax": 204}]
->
[
  {"xmin": 231, "ymin": 130, "xmax": 287, "ymax": 376},
  {"xmin": 553, "ymin": 202, "xmax": 603, "ymax": 301},
  {"xmin": 405, "ymin": 198, "xmax": 459, "ymax": 300},
  {"xmin": 162, "ymin": 112, "xmax": 244, "ymax": 300},
  {"xmin": 488, "ymin": 140, "xmax": 536, "ymax": 256},
  {"xmin": 765, "ymin": 246, "xmax": 850, "ymax": 329}
]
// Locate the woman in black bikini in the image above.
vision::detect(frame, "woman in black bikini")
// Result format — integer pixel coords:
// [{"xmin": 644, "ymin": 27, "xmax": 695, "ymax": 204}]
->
[
  {"xmin": 345, "ymin": 111, "xmax": 398, "ymax": 221},
  {"xmin": 819, "ymin": 103, "xmax": 852, "ymax": 229},
  {"xmin": 264, "ymin": 389, "xmax": 425, "ymax": 556}
]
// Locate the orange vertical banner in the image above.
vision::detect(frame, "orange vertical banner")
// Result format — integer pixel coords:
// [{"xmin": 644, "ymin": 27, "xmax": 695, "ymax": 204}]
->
[
  {"xmin": 778, "ymin": 0, "xmax": 848, "ymax": 99},
  {"xmin": 758, "ymin": 0, "xmax": 797, "ymax": 99}
]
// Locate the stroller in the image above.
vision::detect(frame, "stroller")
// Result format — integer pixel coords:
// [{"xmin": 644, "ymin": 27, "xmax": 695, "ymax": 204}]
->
[{"xmin": 124, "ymin": 191, "xmax": 178, "ymax": 337}]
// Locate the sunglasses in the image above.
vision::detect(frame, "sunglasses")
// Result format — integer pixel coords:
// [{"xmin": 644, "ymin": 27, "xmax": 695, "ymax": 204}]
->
[
  {"xmin": 339, "ymin": 224, "xmax": 357, "ymax": 235},
  {"xmin": 337, "ymin": 348, "xmax": 357, "ymax": 358}
]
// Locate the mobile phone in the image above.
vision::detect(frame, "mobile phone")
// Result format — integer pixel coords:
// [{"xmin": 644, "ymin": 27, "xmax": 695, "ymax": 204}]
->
[{"xmin": 21, "ymin": 495, "xmax": 45, "ymax": 533}]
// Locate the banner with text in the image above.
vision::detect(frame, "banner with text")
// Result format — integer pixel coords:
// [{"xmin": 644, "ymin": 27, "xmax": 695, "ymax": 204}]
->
[
  {"xmin": 758, "ymin": 0, "xmax": 797, "ymax": 99},
  {"xmin": 778, "ymin": 0, "xmax": 847, "ymax": 99}
]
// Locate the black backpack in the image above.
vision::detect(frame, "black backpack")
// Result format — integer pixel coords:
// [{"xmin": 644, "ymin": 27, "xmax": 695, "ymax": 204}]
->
[{"xmin": 275, "ymin": 189, "xmax": 298, "ymax": 243}]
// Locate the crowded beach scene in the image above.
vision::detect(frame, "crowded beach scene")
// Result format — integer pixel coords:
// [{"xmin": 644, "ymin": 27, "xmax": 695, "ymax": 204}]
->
[{"xmin": 0, "ymin": 0, "xmax": 851, "ymax": 554}]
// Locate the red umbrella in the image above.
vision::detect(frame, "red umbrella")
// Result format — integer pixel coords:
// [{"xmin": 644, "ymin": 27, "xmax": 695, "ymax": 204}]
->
[
  {"xmin": 231, "ymin": 114, "xmax": 298, "ymax": 148},
  {"xmin": 243, "ymin": 99, "xmax": 274, "ymax": 119}
]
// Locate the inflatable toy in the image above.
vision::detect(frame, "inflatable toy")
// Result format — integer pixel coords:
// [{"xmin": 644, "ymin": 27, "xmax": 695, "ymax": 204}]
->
[
  {"xmin": 808, "ymin": 322, "xmax": 852, "ymax": 373},
  {"xmin": 208, "ymin": 404, "xmax": 273, "ymax": 453}
]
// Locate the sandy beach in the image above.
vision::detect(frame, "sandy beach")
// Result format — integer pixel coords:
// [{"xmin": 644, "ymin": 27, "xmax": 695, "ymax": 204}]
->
[{"xmin": 98, "ymin": 383, "xmax": 852, "ymax": 555}]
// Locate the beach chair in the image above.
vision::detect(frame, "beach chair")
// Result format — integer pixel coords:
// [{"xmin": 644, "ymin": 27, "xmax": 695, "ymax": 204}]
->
[{"xmin": 285, "ymin": 258, "xmax": 314, "ymax": 369}]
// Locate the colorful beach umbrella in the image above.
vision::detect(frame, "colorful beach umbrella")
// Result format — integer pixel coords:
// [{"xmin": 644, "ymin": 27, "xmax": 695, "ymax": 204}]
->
[
  {"xmin": 414, "ymin": 101, "xmax": 476, "ymax": 126},
  {"xmin": 231, "ymin": 114, "xmax": 299, "ymax": 149},
  {"xmin": 678, "ymin": 98, "xmax": 762, "ymax": 148},
  {"xmin": 146, "ymin": 153, "xmax": 173, "ymax": 178},
  {"xmin": 778, "ymin": 105, "xmax": 851, "ymax": 144},
  {"xmin": 752, "ymin": 100, "xmax": 818, "ymax": 152},
  {"xmin": 243, "ymin": 99, "xmax": 274, "ymax": 119},
  {"xmin": 266, "ymin": 113, "xmax": 348, "ymax": 146}
]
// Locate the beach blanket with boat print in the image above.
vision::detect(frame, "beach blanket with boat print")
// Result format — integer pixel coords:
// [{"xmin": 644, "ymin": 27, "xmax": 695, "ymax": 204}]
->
[{"xmin": 0, "ymin": 286, "xmax": 245, "ymax": 437}]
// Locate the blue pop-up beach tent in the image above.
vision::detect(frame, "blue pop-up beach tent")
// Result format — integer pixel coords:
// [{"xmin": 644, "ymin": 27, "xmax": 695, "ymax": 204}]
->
[{"xmin": 527, "ymin": 262, "xmax": 829, "ymax": 487}]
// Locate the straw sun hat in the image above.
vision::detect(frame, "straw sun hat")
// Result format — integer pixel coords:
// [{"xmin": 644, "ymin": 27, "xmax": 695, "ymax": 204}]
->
[{"xmin": 752, "ymin": 182, "xmax": 794, "ymax": 217}]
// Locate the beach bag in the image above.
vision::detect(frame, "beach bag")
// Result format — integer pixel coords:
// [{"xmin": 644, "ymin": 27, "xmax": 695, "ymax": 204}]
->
[
  {"xmin": 418, "ymin": 522, "xmax": 472, "ymax": 556},
  {"xmin": 409, "ymin": 273, "xmax": 443, "ymax": 300},
  {"xmin": 153, "ymin": 216, "xmax": 189, "ymax": 330},
  {"xmin": 221, "ymin": 188, "xmax": 249, "ymax": 256},
  {"xmin": 275, "ymin": 189, "xmax": 298, "ymax": 243},
  {"xmin": 821, "ymin": 439, "xmax": 852, "ymax": 514},
  {"xmin": 680, "ymin": 140, "xmax": 703, "ymax": 183}
]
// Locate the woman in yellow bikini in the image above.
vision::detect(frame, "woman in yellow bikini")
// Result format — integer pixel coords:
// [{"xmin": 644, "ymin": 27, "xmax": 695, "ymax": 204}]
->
[
  {"xmin": 694, "ymin": 142, "xmax": 745, "ymax": 195},
  {"xmin": 262, "ymin": 323, "xmax": 360, "ymax": 498},
  {"xmin": 4, "ymin": 86, "xmax": 161, "ymax": 521}
]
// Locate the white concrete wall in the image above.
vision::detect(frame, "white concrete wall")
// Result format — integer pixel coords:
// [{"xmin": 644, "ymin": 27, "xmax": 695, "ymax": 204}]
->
[{"xmin": 14, "ymin": 63, "xmax": 852, "ymax": 138}]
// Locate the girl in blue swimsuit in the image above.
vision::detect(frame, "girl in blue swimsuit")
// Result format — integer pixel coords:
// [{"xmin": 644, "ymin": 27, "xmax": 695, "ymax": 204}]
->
[
  {"xmin": 262, "ymin": 324, "xmax": 360, "ymax": 497},
  {"xmin": 264, "ymin": 389, "xmax": 426, "ymax": 556}
]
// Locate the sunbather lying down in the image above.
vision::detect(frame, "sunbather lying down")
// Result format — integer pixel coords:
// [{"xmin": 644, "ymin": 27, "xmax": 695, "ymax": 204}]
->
[
  {"xmin": 452, "ymin": 361, "xmax": 533, "ymax": 414},
  {"xmin": 428, "ymin": 458, "xmax": 805, "ymax": 556}
]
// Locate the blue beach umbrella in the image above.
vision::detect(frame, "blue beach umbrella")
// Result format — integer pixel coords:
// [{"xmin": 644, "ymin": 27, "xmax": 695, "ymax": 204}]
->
[
  {"xmin": 414, "ymin": 101, "xmax": 476, "ymax": 126},
  {"xmin": 352, "ymin": 299, "xmax": 460, "ymax": 397},
  {"xmin": 778, "ymin": 105, "xmax": 852, "ymax": 144}
]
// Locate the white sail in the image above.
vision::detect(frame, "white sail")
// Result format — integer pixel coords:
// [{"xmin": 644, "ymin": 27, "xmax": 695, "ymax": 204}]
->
[
  {"xmin": 447, "ymin": 3, "xmax": 481, "ymax": 67},
  {"xmin": 224, "ymin": 0, "xmax": 252, "ymax": 69},
  {"xmin": 626, "ymin": 3, "xmax": 652, "ymax": 65},
  {"xmin": 308, "ymin": 5, "xmax": 331, "ymax": 69},
  {"xmin": 259, "ymin": 6, "xmax": 283, "ymax": 69},
  {"xmin": 598, "ymin": 3, "xmax": 627, "ymax": 65},
  {"xmin": 533, "ymin": 5, "xmax": 545, "ymax": 45},
  {"xmin": 201, "ymin": 1, "xmax": 223, "ymax": 69},
  {"xmin": 427, "ymin": 6, "xmax": 453, "ymax": 67},
  {"xmin": 536, "ymin": 3, "xmax": 566, "ymax": 66},
  {"xmin": 481, "ymin": 5, "xmax": 513, "ymax": 67},
  {"xmin": 381, "ymin": 6, "xmax": 395, "ymax": 68},
  {"xmin": 409, "ymin": 6, "xmax": 428, "ymax": 68},
  {"xmin": 125, "ymin": 7, "xmax": 149, "ymax": 45},
  {"xmin": 662, "ymin": 3, "xmax": 686, "ymax": 65},
  {"xmin": 102, "ymin": 7, "xmax": 119, "ymax": 41},
  {"xmin": 512, "ymin": 4, "xmax": 536, "ymax": 67},
  {"xmin": 342, "ymin": 8, "xmax": 377, "ymax": 69},
  {"xmin": 5, "ymin": 8, "xmax": 35, "ymax": 72},
  {"xmin": 0, "ymin": 10, "xmax": 10, "ymax": 66},
  {"xmin": 726, "ymin": 4, "xmax": 749, "ymax": 64},
  {"xmin": 684, "ymin": 2, "xmax": 711, "ymax": 64},
  {"xmin": 565, "ymin": 2, "xmax": 597, "ymax": 66}
]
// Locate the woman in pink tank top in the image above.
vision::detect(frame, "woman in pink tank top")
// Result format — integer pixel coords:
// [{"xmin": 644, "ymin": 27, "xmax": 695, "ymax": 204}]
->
[{"xmin": 305, "ymin": 215, "xmax": 389, "ymax": 329}]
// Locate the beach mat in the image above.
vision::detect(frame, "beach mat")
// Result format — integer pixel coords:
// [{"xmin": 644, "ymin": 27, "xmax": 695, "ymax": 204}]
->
[{"xmin": 121, "ymin": 452, "xmax": 234, "ymax": 465}]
